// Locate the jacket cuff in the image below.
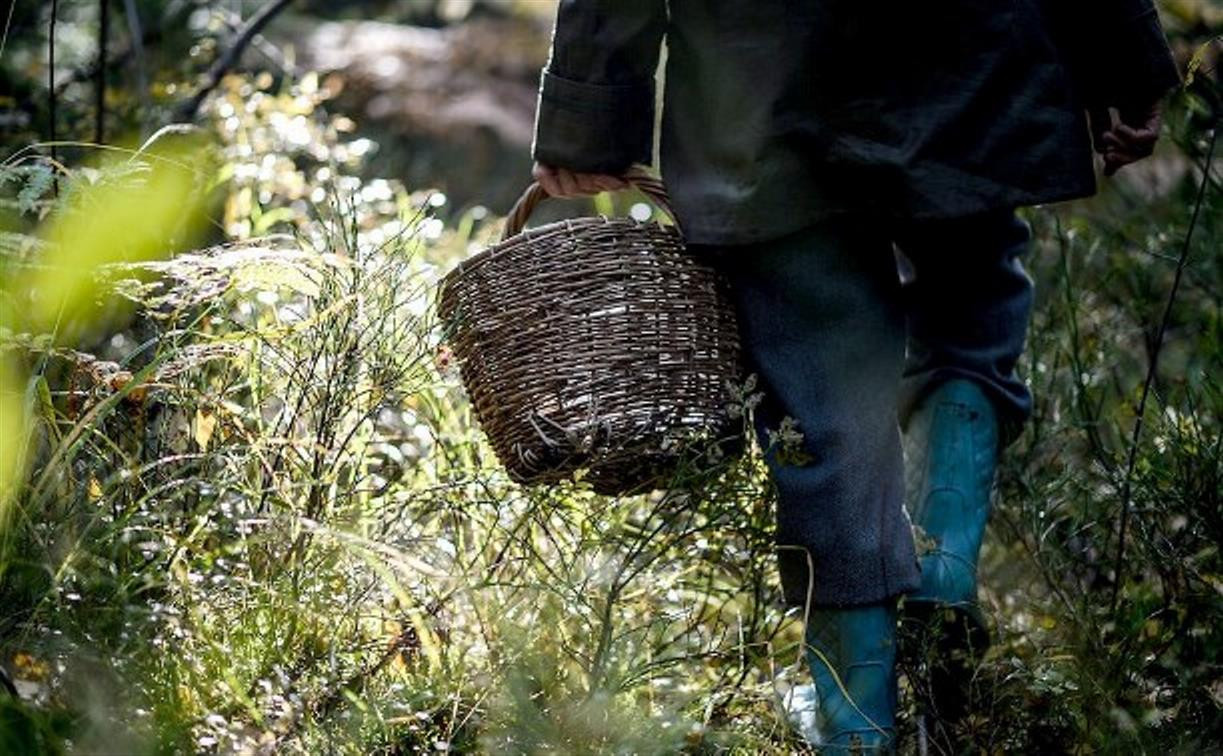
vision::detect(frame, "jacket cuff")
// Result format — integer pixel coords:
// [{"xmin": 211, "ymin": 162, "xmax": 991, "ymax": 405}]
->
[{"xmin": 531, "ymin": 70, "xmax": 655, "ymax": 174}]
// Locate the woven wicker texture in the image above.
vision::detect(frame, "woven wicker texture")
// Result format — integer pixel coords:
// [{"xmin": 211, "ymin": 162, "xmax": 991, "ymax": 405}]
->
[{"xmin": 437, "ymin": 168, "xmax": 742, "ymax": 494}]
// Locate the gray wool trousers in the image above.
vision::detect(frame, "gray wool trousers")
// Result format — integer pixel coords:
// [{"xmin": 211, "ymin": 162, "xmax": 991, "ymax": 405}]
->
[{"xmin": 697, "ymin": 210, "xmax": 1034, "ymax": 607}]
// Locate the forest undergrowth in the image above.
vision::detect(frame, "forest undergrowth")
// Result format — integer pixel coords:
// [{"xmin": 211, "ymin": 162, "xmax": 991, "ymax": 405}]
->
[{"xmin": 1, "ymin": 36, "xmax": 1221, "ymax": 756}]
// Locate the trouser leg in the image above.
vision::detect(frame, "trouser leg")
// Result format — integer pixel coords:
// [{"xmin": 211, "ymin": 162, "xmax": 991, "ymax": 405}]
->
[
  {"xmin": 701, "ymin": 215, "xmax": 920, "ymax": 608},
  {"xmin": 891, "ymin": 208, "xmax": 1033, "ymax": 625},
  {"xmin": 892, "ymin": 210, "xmax": 1034, "ymax": 736},
  {"xmin": 894, "ymin": 210, "xmax": 1035, "ymax": 442}
]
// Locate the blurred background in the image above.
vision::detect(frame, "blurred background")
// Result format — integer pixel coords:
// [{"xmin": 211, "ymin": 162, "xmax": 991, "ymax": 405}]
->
[{"xmin": 3, "ymin": 0, "xmax": 561, "ymax": 216}]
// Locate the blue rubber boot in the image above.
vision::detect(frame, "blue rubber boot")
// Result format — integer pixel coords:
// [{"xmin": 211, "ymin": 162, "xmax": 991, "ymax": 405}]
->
[
  {"xmin": 803, "ymin": 603, "xmax": 898, "ymax": 752},
  {"xmin": 901, "ymin": 379, "xmax": 999, "ymax": 734},
  {"xmin": 904, "ymin": 378, "xmax": 999, "ymax": 638}
]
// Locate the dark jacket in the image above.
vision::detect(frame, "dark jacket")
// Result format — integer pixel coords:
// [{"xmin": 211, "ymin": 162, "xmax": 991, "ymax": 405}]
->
[{"xmin": 531, "ymin": 0, "xmax": 1181, "ymax": 245}]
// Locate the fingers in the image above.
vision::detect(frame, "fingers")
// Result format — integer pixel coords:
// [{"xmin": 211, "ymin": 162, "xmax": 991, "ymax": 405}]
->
[
  {"xmin": 554, "ymin": 168, "xmax": 581, "ymax": 197},
  {"xmin": 573, "ymin": 172, "xmax": 617, "ymax": 195},
  {"xmin": 532, "ymin": 163, "xmax": 564, "ymax": 197},
  {"xmin": 593, "ymin": 175, "xmax": 629, "ymax": 192},
  {"xmin": 1102, "ymin": 136, "xmax": 1144, "ymax": 176},
  {"xmin": 1089, "ymin": 107, "xmax": 1113, "ymax": 155},
  {"xmin": 1095, "ymin": 99, "xmax": 1164, "ymax": 176},
  {"xmin": 1103, "ymin": 129, "xmax": 1156, "ymax": 163},
  {"xmin": 1113, "ymin": 122, "xmax": 1159, "ymax": 145},
  {"xmin": 532, "ymin": 163, "xmax": 580, "ymax": 196},
  {"xmin": 1102, "ymin": 142, "xmax": 1149, "ymax": 176},
  {"xmin": 1114, "ymin": 102, "xmax": 1161, "ymax": 151},
  {"xmin": 531, "ymin": 162, "xmax": 629, "ymax": 198}
]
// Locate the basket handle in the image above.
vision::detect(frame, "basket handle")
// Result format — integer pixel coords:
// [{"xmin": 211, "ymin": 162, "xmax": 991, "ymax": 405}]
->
[{"xmin": 500, "ymin": 165, "xmax": 676, "ymax": 242}]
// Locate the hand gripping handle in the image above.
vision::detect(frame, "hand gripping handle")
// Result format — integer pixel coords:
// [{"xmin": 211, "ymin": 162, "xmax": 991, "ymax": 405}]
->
[{"xmin": 500, "ymin": 165, "xmax": 676, "ymax": 242}]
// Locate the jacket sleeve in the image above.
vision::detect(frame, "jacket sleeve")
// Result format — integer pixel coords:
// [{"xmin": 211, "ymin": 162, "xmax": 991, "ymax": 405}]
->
[
  {"xmin": 531, "ymin": 0, "xmax": 667, "ymax": 174},
  {"xmin": 1056, "ymin": 0, "xmax": 1181, "ymax": 108}
]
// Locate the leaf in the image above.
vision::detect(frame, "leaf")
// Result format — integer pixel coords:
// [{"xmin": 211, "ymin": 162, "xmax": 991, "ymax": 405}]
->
[
  {"xmin": 33, "ymin": 375, "xmax": 62, "ymax": 446},
  {"xmin": 232, "ymin": 261, "xmax": 320, "ymax": 297},
  {"xmin": 194, "ymin": 409, "xmax": 218, "ymax": 450},
  {"xmin": 252, "ymin": 206, "xmax": 297, "ymax": 235},
  {"xmin": 33, "ymin": 376, "xmax": 54, "ymax": 420},
  {"xmin": 16, "ymin": 165, "xmax": 54, "ymax": 215},
  {"xmin": 1183, "ymin": 40, "xmax": 1213, "ymax": 87}
]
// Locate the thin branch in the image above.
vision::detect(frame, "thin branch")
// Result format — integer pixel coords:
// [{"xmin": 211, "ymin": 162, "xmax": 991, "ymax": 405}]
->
[
  {"xmin": 0, "ymin": 663, "xmax": 15, "ymax": 697},
  {"xmin": 175, "ymin": 0, "xmax": 296, "ymax": 122},
  {"xmin": 0, "ymin": 0, "xmax": 16, "ymax": 59},
  {"xmin": 53, "ymin": 2, "xmax": 286, "ymax": 103},
  {"xmin": 49, "ymin": 0, "xmax": 59, "ymax": 196},
  {"xmin": 1109, "ymin": 123, "xmax": 1219, "ymax": 613},
  {"xmin": 96, "ymin": 0, "xmax": 110, "ymax": 144},
  {"xmin": 218, "ymin": 8, "xmax": 300, "ymax": 78},
  {"xmin": 121, "ymin": 0, "xmax": 151, "ymax": 135}
]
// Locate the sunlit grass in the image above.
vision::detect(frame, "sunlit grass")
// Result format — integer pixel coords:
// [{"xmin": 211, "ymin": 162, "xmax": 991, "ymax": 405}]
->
[{"xmin": 0, "ymin": 139, "xmax": 210, "ymax": 547}]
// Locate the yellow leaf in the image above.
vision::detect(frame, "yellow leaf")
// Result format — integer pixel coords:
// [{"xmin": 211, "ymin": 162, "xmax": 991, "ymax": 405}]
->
[
  {"xmin": 88, "ymin": 477, "xmax": 103, "ymax": 502},
  {"xmin": 194, "ymin": 409, "xmax": 217, "ymax": 450},
  {"xmin": 13, "ymin": 652, "xmax": 49, "ymax": 681}
]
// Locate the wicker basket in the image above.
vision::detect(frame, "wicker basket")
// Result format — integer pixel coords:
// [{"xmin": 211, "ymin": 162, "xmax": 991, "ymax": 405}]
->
[{"xmin": 437, "ymin": 168, "xmax": 742, "ymax": 495}]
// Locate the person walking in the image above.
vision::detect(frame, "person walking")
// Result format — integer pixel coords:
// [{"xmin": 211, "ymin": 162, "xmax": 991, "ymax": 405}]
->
[{"xmin": 527, "ymin": 0, "xmax": 1180, "ymax": 749}]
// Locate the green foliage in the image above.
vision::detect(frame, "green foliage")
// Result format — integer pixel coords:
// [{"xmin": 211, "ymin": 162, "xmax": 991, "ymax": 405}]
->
[
  {"xmin": 0, "ymin": 71, "xmax": 805, "ymax": 754},
  {"xmin": 0, "ymin": 697, "xmax": 73, "ymax": 756},
  {"xmin": 940, "ymin": 78, "xmax": 1222, "ymax": 751}
]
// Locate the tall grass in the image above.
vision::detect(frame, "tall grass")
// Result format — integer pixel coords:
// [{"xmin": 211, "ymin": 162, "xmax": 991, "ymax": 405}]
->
[{"xmin": 1, "ymin": 73, "xmax": 807, "ymax": 753}]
